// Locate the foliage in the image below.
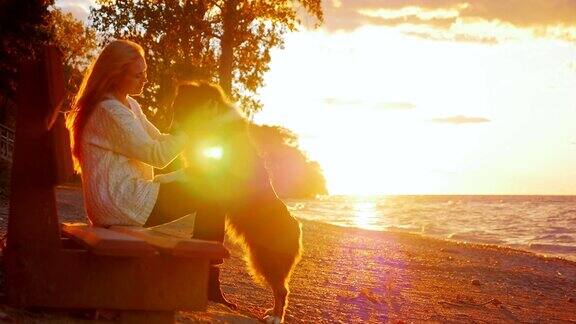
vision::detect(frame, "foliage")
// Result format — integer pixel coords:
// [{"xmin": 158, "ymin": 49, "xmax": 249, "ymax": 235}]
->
[
  {"xmin": 0, "ymin": 2, "xmax": 97, "ymax": 125},
  {"xmin": 0, "ymin": 0, "xmax": 54, "ymax": 126},
  {"xmin": 49, "ymin": 9, "xmax": 97, "ymax": 71},
  {"xmin": 48, "ymin": 9, "xmax": 98, "ymax": 111},
  {"xmin": 90, "ymin": 0, "xmax": 322, "ymax": 130},
  {"xmin": 251, "ymin": 125, "xmax": 327, "ymax": 198}
]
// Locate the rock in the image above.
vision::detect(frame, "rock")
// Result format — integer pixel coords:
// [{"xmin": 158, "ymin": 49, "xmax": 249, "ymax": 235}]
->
[
  {"xmin": 568, "ymin": 297, "xmax": 575, "ymax": 303},
  {"xmin": 471, "ymin": 279, "xmax": 481, "ymax": 286},
  {"xmin": 491, "ymin": 298, "xmax": 502, "ymax": 306}
]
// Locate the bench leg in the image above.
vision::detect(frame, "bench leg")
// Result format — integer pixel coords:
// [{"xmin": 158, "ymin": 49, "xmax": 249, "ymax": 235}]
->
[{"xmin": 118, "ymin": 310, "xmax": 175, "ymax": 324}]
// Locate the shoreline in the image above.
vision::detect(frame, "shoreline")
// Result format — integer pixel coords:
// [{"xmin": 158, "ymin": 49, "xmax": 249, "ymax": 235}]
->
[
  {"xmin": 295, "ymin": 219, "xmax": 576, "ymax": 263},
  {"xmin": 286, "ymin": 194, "xmax": 576, "ymax": 263},
  {"xmin": 0, "ymin": 189, "xmax": 575, "ymax": 322}
]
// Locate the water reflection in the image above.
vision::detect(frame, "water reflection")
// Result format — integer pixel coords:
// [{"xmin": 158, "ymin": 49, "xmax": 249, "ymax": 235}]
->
[{"xmin": 353, "ymin": 200, "xmax": 378, "ymax": 230}]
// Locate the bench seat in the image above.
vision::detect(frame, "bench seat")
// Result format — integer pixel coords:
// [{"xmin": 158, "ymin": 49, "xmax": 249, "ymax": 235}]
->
[
  {"xmin": 109, "ymin": 226, "xmax": 229, "ymax": 259},
  {"xmin": 61, "ymin": 223, "xmax": 229, "ymax": 260}
]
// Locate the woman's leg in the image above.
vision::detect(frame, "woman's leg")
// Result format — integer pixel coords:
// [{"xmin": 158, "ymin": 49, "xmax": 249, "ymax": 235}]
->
[
  {"xmin": 145, "ymin": 180, "xmax": 226, "ymax": 262},
  {"xmin": 144, "ymin": 180, "xmax": 235, "ymax": 309},
  {"xmin": 145, "ymin": 181, "xmax": 224, "ymax": 230}
]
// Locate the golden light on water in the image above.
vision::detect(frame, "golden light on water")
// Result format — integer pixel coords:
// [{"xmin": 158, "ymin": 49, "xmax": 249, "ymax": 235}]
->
[
  {"xmin": 353, "ymin": 200, "xmax": 378, "ymax": 230},
  {"xmin": 202, "ymin": 146, "xmax": 223, "ymax": 160}
]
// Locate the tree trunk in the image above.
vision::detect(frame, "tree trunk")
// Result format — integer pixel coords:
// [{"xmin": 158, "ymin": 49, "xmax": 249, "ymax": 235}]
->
[{"xmin": 219, "ymin": 0, "xmax": 237, "ymax": 97}]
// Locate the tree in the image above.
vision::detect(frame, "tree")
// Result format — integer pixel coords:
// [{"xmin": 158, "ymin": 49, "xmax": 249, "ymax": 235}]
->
[
  {"xmin": 49, "ymin": 9, "xmax": 97, "ymax": 71},
  {"xmin": 251, "ymin": 125, "xmax": 327, "ymax": 198},
  {"xmin": 217, "ymin": 0, "xmax": 322, "ymax": 103},
  {"xmin": 48, "ymin": 9, "xmax": 98, "ymax": 110},
  {"xmin": 90, "ymin": 0, "xmax": 323, "ymax": 129},
  {"xmin": 0, "ymin": 2, "xmax": 98, "ymax": 126},
  {"xmin": 0, "ymin": 0, "xmax": 54, "ymax": 126}
]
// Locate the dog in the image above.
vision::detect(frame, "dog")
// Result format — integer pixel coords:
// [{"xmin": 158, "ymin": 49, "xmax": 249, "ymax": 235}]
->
[{"xmin": 171, "ymin": 82, "xmax": 303, "ymax": 324}]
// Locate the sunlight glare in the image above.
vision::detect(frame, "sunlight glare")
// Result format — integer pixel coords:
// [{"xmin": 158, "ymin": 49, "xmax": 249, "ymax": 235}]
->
[
  {"xmin": 202, "ymin": 146, "xmax": 223, "ymax": 160},
  {"xmin": 256, "ymin": 25, "xmax": 576, "ymax": 196},
  {"xmin": 353, "ymin": 200, "xmax": 378, "ymax": 230}
]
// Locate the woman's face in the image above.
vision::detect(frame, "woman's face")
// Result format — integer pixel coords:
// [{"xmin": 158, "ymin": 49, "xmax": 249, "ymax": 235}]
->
[{"xmin": 118, "ymin": 56, "xmax": 147, "ymax": 96}]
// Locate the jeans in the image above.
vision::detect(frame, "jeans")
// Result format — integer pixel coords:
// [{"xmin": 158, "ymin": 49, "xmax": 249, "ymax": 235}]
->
[{"xmin": 144, "ymin": 180, "xmax": 226, "ymax": 264}]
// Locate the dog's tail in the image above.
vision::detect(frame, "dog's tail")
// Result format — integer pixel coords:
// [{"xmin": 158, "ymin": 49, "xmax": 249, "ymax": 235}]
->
[
  {"xmin": 225, "ymin": 217, "xmax": 303, "ymax": 287},
  {"xmin": 225, "ymin": 220, "xmax": 267, "ymax": 285}
]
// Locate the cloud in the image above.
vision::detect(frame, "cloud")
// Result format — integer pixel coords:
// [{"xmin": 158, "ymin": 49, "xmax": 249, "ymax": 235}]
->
[
  {"xmin": 54, "ymin": 0, "xmax": 94, "ymax": 22},
  {"xmin": 374, "ymin": 102, "xmax": 416, "ymax": 110},
  {"xmin": 430, "ymin": 115, "xmax": 490, "ymax": 124},
  {"xmin": 320, "ymin": 0, "xmax": 576, "ymax": 42},
  {"xmin": 323, "ymin": 97, "xmax": 363, "ymax": 106},
  {"xmin": 324, "ymin": 97, "xmax": 416, "ymax": 110},
  {"xmin": 402, "ymin": 30, "xmax": 499, "ymax": 44}
]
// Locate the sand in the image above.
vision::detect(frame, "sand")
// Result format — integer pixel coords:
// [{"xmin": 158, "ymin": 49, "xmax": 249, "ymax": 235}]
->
[{"xmin": 0, "ymin": 187, "xmax": 575, "ymax": 323}]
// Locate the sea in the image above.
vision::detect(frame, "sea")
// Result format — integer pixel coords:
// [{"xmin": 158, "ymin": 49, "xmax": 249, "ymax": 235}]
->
[{"xmin": 285, "ymin": 195, "xmax": 576, "ymax": 262}]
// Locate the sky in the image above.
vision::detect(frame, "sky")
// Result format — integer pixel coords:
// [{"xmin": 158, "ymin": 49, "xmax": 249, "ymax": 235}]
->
[{"xmin": 56, "ymin": 0, "xmax": 576, "ymax": 196}]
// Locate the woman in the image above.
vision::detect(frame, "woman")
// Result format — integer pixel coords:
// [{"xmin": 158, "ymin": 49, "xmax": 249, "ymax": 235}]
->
[{"xmin": 66, "ymin": 39, "xmax": 234, "ymax": 308}]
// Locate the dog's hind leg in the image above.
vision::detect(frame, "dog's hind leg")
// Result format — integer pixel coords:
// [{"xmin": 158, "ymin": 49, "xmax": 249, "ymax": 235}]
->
[{"xmin": 263, "ymin": 281, "xmax": 288, "ymax": 324}]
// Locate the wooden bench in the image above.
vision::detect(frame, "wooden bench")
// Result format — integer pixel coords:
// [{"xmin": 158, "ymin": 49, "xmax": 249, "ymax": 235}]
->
[{"xmin": 3, "ymin": 46, "xmax": 229, "ymax": 323}]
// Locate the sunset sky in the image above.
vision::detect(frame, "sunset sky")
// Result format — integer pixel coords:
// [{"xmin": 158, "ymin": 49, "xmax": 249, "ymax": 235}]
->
[{"xmin": 58, "ymin": 0, "xmax": 576, "ymax": 196}]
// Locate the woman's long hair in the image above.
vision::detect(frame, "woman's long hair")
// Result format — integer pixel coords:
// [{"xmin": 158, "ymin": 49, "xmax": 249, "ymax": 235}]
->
[{"xmin": 65, "ymin": 39, "xmax": 145, "ymax": 173}]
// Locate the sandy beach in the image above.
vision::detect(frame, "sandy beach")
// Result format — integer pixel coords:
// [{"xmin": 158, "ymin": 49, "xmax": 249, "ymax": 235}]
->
[
  {"xmin": 1, "ymin": 187, "xmax": 575, "ymax": 323},
  {"xmin": 222, "ymin": 221, "xmax": 576, "ymax": 323}
]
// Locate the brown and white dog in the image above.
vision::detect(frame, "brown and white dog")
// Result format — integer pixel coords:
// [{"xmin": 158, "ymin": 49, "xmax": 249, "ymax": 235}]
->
[{"xmin": 171, "ymin": 82, "xmax": 303, "ymax": 324}]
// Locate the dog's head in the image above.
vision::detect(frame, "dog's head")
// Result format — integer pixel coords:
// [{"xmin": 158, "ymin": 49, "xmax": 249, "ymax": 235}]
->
[
  {"xmin": 171, "ymin": 81, "xmax": 272, "ymax": 201},
  {"xmin": 171, "ymin": 81, "xmax": 246, "ymax": 137}
]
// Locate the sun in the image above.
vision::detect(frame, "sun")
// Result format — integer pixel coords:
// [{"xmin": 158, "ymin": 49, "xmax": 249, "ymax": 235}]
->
[{"xmin": 202, "ymin": 146, "xmax": 223, "ymax": 160}]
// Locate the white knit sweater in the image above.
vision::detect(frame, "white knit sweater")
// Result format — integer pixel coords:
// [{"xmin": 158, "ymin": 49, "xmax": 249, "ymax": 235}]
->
[{"xmin": 79, "ymin": 95, "xmax": 188, "ymax": 226}]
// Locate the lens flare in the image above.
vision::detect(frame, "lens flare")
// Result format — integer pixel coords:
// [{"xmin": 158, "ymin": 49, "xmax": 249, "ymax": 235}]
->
[{"xmin": 202, "ymin": 146, "xmax": 223, "ymax": 160}]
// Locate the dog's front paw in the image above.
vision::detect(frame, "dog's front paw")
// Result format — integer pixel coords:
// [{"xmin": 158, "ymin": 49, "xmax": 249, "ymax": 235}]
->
[{"xmin": 263, "ymin": 315, "xmax": 281, "ymax": 324}]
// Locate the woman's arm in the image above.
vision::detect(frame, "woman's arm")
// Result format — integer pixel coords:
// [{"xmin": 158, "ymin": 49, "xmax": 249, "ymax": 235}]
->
[
  {"xmin": 128, "ymin": 97, "xmax": 172, "ymax": 140},
  {"xmin": 88, "ymin": 102, "xmax": 188, "ymax": 169}
]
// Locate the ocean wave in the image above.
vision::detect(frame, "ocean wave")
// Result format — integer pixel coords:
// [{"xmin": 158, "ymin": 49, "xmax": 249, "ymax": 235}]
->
[
  {"xmin": 557, "ymin": 209, "xmax": 576, "ymax": 216},
  {"xmin": 386, "ymin": 225, "xmax": 420, "ymax": 233},
  {"xmin": 447, "ymin": 232, "xmax": 505, "ymax": 245},
  {"xmin": 418, "ymin": 222, "xmax": 447, "ymax": 235},
  {"xmin": 532, "ymin": 234, "xmax": 575, "ymax": 244},
  {"xmin": 287, "ymin": 195, "xmax": 576, "ymax": 260},
  {"xmin": 528, "ymin": 243, "xmax": 576, "ymax": 254}
]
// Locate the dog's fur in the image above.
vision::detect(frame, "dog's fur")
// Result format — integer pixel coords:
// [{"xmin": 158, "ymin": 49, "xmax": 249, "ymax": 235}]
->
[{"xmin": 172, "ymin": 82, "xmax": 303, "ymax": 323}]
